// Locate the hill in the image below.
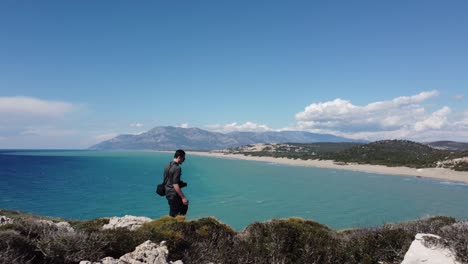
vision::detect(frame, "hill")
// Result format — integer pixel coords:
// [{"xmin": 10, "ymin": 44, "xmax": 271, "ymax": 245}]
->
[
  {"xmin": 226, "ymin": 140, "xmax": 468, "ymax": 171},
  {"xmin": 330, "ymin": 140, "xmax": 451, "ymax": 168},
  {"xmin": 89, "ymin": 126, "xmax": 362, "ymax": 150},
  {"xmin": 426, "ymin": 141, "xmax": 468, "ymax": 151}
]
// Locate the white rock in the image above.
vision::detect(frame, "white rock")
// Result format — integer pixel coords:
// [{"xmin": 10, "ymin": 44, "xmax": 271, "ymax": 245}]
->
[
  {"xmin": 101, "ymin": 257, "xmax": 118, "ymax": 264},
  {"xmin": 102, "ymin": 215, "xmax": 152, "ymax": 231},
  {"xmin": 81, "ymin": 240, "xmax": 182, "ymax": 264},
  {"xmin": 119, "ymin": 240, "xmax": 169, "ymax": 264},
  {"xmin": 37, "ymin": 220, "xmax": 75, "ymax": 232},
  {"xmin": 401, "ymin": 233, "xmax": 460, "ymax": 264},
  {"xmin": 0, "ymin": 215, "xmax": 13, "ymax": 225}
]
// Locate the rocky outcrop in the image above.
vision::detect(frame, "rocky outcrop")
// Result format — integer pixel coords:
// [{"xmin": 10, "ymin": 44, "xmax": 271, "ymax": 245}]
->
[
  {"xmin": 37, "ymin": 219, "xmax": 75, "ymax": 233},
  {"xmin": 0, "ymin": 215, "xmax": 13, "ymax": 225},
  {"xmin": 102, "ymin": 215, "xmax": 152, "ymax": 231},
  {"xmin": 401, "ymin": 233, "xmax": 460, "ymax": 264},
  {"xmin": 80, "ymin": 240, "xmax": 183, "ymax": 264}
]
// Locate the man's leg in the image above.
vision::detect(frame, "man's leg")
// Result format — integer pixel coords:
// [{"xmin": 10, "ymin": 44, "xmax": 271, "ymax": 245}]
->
[{"xmin": 167, "ymin": 196, "xmax": 182, "ymax": 217}]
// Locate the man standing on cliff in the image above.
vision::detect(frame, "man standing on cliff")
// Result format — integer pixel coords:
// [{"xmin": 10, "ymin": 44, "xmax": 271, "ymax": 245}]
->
[{"xmin": 164, "ymin": 149, "xmax": 189, "ymax": 217}]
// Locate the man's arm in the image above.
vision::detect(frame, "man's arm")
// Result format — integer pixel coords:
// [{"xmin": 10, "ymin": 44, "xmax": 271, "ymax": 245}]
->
[
  {"xmin": 172, "ymin": 166, "xmax": 188, "ymax": 205},
  {"xmin": 173, "ymin": 184, "xmax": 189, "ymax": 205}
]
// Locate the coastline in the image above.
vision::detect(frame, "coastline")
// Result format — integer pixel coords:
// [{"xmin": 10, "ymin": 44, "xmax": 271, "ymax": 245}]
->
[{"xmin": 186, "ymin": 151, "xmax": 468, "ymax": 184}]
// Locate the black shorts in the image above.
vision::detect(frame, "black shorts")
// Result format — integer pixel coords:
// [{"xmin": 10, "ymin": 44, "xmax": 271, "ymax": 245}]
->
[{"xmin": 166, "ymin": 195, "xmax": 188, "ymax": 217}]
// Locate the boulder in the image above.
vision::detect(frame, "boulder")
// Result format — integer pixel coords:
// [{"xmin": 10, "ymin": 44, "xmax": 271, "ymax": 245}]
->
[
  {"xmin": 102, "ymin": 215, "xmax": 152, "ymax": 231},
  {"xmin": 80, "ymin": 240, "xmax": 183, "ymax": 264},
  {"xmin": 36, "ymin": 219, "xmax": 75, "ymax": 233},
  {"xmin": 0, "ymin": 215, "xmax": 13, "ymax": 226},
  {"xmin": 401, "ymin": 233, "xmax": 460, "ymax": 264}
]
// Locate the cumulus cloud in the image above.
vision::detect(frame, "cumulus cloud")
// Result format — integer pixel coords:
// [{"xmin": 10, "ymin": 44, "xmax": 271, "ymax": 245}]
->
[
  {"xmin": 414, "ymin": 106, "xmax": 451, "ymax": 131},
  {"xmin": 179, "ymin": 123, "xmax": 189, "ymax": 128},
  {"xmin": 454, "ymin": 111, "xmax": 468, "ymax": 127},
  {"xmin": 130, "ymin": 123, "xmax": 144, "ymax": 128},
  {"xmin": 0, "ymin": 96, "xmax": 76, "ymax": 117},
  {"xmin": 206, "ymin": 121, "xmax": 273, "ymax": 133},
  {"xmin": 295, "ymin": 90, "xmax": 446, "ymax": 133}
]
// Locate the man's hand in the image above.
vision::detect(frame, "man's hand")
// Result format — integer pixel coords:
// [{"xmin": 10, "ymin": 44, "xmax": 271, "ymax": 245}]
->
[{"xmin": 182, "ymin": 198, "xmax": 189, "ymax": 205}]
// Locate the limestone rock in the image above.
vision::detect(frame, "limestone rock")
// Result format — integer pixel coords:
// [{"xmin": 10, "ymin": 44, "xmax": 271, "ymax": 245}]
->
[
  {"xmin": 80, "ymin": 240, "xmax": 183, "ymax": 264},
  {"xmin": 401, "ymin": 233, "xmax": 460, "ymax": 264},
  {"xmin": 119, "ymin": 240, "xmax": 169, "ymax": 263},
  {"xmin": 36, "ymin": 219, "xmax": 75, "ymax": 233},
  {"xmin": 0, "ymin": 215, "xmax": 13, "ymax": 226},
  {"xmin": 102, "ymin": 215, "xmax": 152, "ymax": 231}
]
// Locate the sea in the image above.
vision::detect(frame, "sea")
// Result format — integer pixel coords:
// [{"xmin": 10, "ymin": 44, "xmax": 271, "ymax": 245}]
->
[{"xmin": 1, "ymin": 150, "xmax": 467, "ymax": 231}]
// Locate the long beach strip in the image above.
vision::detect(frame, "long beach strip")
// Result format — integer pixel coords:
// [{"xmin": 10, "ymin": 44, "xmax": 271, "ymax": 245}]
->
[{"xmin": 187, "ymin": 151, "xmax": 468, "ymax": 184}]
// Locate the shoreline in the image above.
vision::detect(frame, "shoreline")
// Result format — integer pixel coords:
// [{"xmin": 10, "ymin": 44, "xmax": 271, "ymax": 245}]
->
[{"xmin": 186, "ymin": 151, "xmax": 468, "ymax": 184}]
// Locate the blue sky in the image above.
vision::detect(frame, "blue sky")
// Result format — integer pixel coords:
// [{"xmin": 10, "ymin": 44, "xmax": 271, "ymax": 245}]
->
[{"xmin": 1, "ymin": 1, "xmax": 467, "ymax": 148}]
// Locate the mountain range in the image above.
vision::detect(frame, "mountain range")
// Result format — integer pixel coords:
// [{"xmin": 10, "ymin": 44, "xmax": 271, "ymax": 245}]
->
[{"xmin": 89, "ymin": 126, "xmax": 364, "ymax": 150}]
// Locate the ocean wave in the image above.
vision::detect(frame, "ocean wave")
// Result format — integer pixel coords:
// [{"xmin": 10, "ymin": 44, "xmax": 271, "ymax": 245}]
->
[{"xmin": 439, "ymin": 181, "xmax": 468, "ymax": 187}]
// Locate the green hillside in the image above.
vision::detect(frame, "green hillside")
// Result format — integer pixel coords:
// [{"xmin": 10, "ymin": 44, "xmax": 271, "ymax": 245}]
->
[
  {"xmin": 228, "ymin": 140, "xmax": 468, "ymax": 171},
  {"xmin": 330, "ymin": 140, "xmax": 449, "ymax": 168}
]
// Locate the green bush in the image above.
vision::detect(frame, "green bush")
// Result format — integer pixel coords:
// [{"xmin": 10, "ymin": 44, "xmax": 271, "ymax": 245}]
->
[
  {"xmin": 138, "ymin": 216, "xmax": 237, "ymax": 263},
  {"xmin": 70, "ymin": 218, "xmax": 109, "ymax": 233},
  {"xmin": 101, "ymin": 228, "xmax": 146, "ymax": 259},
  {"xmin": 342, "ymin": 227, "xmax": 412, "ymax": 264},
  {"xmin": 340, "ymin": 216, "xmax": 457, "ymax": 264},
  {"xmin": 238, "ymin": 218, "xmax": 342, "ymax": 264}
]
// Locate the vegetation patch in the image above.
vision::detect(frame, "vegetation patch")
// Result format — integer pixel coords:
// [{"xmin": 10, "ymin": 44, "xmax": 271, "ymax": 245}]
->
[
  {"xmin": 228, "ymin": 140, "xmax": 468, "ymax": 171},
  {"xmin": 1, "ymin": 209, "xmax": 467, "ymax": 264}
]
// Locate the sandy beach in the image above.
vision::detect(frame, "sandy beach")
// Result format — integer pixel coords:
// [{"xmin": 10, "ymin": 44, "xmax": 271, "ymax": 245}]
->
[{"xmin": 187, "ymin": 151, "xmax": 468, "ymax": 184}]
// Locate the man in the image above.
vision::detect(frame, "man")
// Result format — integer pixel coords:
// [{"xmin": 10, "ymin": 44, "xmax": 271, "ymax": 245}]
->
[{"xmin": 164, "ymin": 149, "xmax": 189, "ymax": 217}]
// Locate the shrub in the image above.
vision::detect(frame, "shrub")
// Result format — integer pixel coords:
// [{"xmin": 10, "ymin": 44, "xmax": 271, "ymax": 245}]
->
[
  {"xmin": 166, "ymin": 217, "xmax": 237, "ymax": 263},
  {"xmin": 36, "ymin": 229, "xmax": 107, "ymax": 264},
  {"xmin": 0, "ymin": 230, "xmax": 37, "ymax": 264},
  {"xmin": 340, "ymin": 217, "xmax": 457, "ymax": 264},
  {"xmin": 138, "ymin": 216, "xmax": 237, "ymax": 263},
  {"xmin": 70, "ymin": 218, "xmax": 109, "ymax": 233},
  {"xmin": 440, "ymin": 221, "xmax": 468, "ymax": 263},
  {"xmin": 101, "ymin": 228, "xmax": 146, "ymax": 259},
  {"xmin": 388, "ymin": 216, "xmax": 457, "ymax": 235},
  {"xmin": 343, "ymin": 227, "xmax": 413, "ymax": 264},
  {"xmin": 138, "ymin": 216, "xmax": 189, "ymax": 261},
  {"xmin": 238, "ymin": 218, "xmax": 342, "ymax": 264}
]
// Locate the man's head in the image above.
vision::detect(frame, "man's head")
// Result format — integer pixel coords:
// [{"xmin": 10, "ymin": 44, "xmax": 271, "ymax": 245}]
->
[{"xmin": 174, "ymin": 149, "xmax": 186, "ymax": 164}]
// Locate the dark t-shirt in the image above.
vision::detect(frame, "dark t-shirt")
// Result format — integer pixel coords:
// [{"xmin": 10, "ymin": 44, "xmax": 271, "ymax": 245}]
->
[{"xmin": 164, "ymin": 161, "xmax": 182, "ymax": 197}]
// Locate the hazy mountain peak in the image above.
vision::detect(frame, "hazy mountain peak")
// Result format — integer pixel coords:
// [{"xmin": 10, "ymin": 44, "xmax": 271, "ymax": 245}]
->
[{"xmin": 89, "ymin": 126, "xmax": 364, "ymax": 150}]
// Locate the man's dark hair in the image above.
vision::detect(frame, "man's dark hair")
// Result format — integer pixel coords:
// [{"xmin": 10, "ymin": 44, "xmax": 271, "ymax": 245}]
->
[{"xmin": 174, "ymin": 149, "xmax": 186, "ymax": 159}]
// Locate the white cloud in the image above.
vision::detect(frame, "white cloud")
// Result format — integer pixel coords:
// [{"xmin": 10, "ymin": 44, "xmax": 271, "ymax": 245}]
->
[
  {"xmin": 291, "ymin": 90, "xmax": 468, "ymax": 141},
  {"xmin": 179, "ymin": 123, "xmax": 189, "ymax": 128},
  {"xmin": 0, "ymin": 96, "xmax": 76, "ymax": 117},
  {"xmin": 206, "ymin": 121, "xmax": 273, "ymax": 133},
  {"xmin": 295, "ymin": 90, "xmax": 444, "ymax": 133},
  {"xmin": 130, "ymin": 123, "xmax": 144, "ymax": 128},
  {"xmin": 414, "ymin": 106, "xmax": 451, "ymax": 131},
  {"xmin": 454, "ymin": 111, "xmax": 468, "ymax": 127}
]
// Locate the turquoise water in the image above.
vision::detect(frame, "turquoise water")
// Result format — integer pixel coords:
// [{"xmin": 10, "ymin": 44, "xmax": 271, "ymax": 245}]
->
[{"xmin": 1, "ymin": 150, "xmax": 467, "ymax": 231}]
